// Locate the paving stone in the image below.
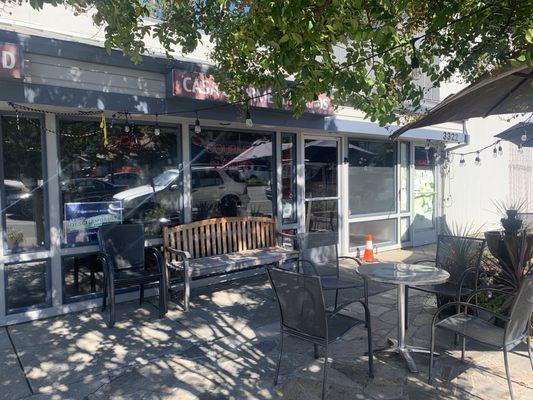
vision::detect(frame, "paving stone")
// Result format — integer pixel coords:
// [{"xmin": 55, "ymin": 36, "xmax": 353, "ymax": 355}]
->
[{"xmin": 0, "ymin": 328, "xmax": 32, "ymax": 400}]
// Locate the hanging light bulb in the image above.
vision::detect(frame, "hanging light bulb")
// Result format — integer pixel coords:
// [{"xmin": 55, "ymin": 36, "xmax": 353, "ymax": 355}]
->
[
  {"xmin": 194, "ymin": 112, "xmax": 201, "ymax": 134},
  {"xmin": 493, "ymin": 144, "xmax": 498, "ymax": 157},
  {"xmin": 459, "ymin": 155, "xmax": 466, "ymax": 166},
  {"xmin": 245, "ymin": 107, "xmax": 253, "ymax": 127},
  {"xmin": 474, "ymin": 151, "xmax": 481, "ymax": 165},
  {"xmin": 154, "ymin": 113, "xmax": 161, "ymax": 136},
  {"xmin": 518, "ymin": 143, "xmax": 523, "ymax": 152},
  {"xmin": 410, "ymin": 38, "xmax": 421, "ymax": 79},
  {"xmin": 521, "ymin": 128, "xmax": 527, "ymax": 142},
  {"xmin": 424, "ymin": 139, "xmax": 431, "ymax": 150},
  {"xmin": 498, "ymin": 142, "xmax": 503, "ymax": 156},
  {"xmin": 123, "ymin": 119, "xmax": 131, "ymax": 134}
]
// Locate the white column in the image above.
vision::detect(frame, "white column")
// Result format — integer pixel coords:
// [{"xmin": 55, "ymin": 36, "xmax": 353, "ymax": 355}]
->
[
  {"xmin": 275, "ymin": 131, "xmax": 283, "ymax": 231},
  {"xmin": 45, "ymin": 113, "xmax": 63, "ymax": 308},
  {"xmin": 296, "ymin": 132, "xmax": 306, "ymax": 233}
]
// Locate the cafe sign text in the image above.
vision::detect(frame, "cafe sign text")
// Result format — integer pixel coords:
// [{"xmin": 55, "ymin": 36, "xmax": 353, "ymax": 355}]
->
[{"xmin": 0, "ymin": 43, "xmax": 23, "ymax": 78}]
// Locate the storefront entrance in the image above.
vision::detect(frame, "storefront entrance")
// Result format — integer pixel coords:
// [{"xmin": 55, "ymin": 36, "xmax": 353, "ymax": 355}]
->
[
  {"xmin": 303, "ymin": 137, "xmax": 340, "ymax": 234},
  {"xmin": 412, "ymin": 146, "xmax": 437, "ymax": 246}
]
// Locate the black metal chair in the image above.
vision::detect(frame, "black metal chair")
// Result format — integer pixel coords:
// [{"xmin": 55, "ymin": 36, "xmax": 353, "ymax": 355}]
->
[
  {"xmin": 267, "ymin": 267, "xmax": 373, "ymax": 400},
  {"xmin": 429, "ymin": 276, "xmax": 533, "ymax": 400},
  {"xmin": 296, "ymin": 232, "xmax": 368, "ymax": 310},
  {"xmin": 97, "ymin": 223, "xmax": 167, "ymax": 328},
  {"xmin": 405, "ymin": 235, "xmax": 486, "ymax": 330}
]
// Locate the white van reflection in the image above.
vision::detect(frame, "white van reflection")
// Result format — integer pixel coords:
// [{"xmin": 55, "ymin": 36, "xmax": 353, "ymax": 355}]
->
[{"xmin": 112, "ymin": 167, "xmax": 250, "ymax": 220}]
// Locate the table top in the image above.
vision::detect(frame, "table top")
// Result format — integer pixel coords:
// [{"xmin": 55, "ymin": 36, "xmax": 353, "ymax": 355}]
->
[{"xmin": 358, "ymin": 262, "xmax": 449, "ymax": 286}]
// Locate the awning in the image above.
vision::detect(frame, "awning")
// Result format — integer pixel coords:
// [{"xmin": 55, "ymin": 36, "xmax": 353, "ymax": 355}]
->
[
  {"xmin": 390, "ymin": 64, "xmax": 533, "ymax": 139},
  {"xmin": 495, "ymin": 121, "xmax": 533, "ymax": 148}
]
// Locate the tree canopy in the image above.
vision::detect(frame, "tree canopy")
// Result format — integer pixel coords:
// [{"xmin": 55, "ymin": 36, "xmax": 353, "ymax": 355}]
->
[{"xmin": 9, "ymin": 0, "xmax": 533, "ymax": 125}]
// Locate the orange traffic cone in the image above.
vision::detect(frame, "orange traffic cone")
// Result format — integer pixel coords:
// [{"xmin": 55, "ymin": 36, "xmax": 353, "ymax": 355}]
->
[{"xmin": 363, "ymin": 234, "xmax": 374, "ymax": 262}]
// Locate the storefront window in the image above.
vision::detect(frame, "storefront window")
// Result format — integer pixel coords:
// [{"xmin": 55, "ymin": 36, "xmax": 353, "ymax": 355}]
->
[
  {"xmin": 281, "ymin": 133, "xmax": 297, "ymax": 224},
  {"xmin": 348, "ymin": 139, "xmax": 395, "ymax": 215},
  {"xmin": 59, "ymin": 120, "xmax": 181, "ymax": 245},
  {"xmin": 349, "ymin": 219, "xmax": 396, "ymax": 248},
  {"xmin": 6, "ymin": 260, "xmax": 51, "ymax": 313},
  {"xmin": 63, "ymin": 253, "xmax": 102, "ymax": 300},
  {"xmin": 190, "ymin": 127, "xmax": 274, "ymax": 221},
  {"xmin": 1, "ymin": 116, "xmax": 47, "ymax": 252}
]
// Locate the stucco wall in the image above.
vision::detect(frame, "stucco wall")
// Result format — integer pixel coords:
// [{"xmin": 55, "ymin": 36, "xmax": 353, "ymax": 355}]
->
[{"xmin": 443, "ymin": 115, "xmax": 532, "ymax": 232}]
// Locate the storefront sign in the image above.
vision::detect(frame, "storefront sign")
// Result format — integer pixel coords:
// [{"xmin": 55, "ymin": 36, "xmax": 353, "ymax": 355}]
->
[
  {"xmin": 0, "ymin": 43, "xmax": 23, "ymax": 78},
  {"xmin": 64, "ymin": 201, "xmax": 122, "ymax": 244},
  {"xmin": 170, "ymin": 69, "xmax": 334, "ymax": 115}
]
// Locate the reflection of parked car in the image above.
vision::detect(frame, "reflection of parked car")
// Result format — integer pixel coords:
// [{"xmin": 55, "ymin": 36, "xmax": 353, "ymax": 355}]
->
[
  {"xmin": 61, "ymin": 179, "xmax": 127, "ymax": 203},
  {"xmin": 240, "ymin": 164, "xmax": 271, "ymax": 184},
  {"xmin": 103, "ymin": 172, "xmax": 143, "ymax": 188},
  {"xmin": 112, "ymin": 167, "xmax": 250, "ymax": 220},
  {"xmin": 4, "ymin": 180, "xmax": 33, "ymax": 217}
]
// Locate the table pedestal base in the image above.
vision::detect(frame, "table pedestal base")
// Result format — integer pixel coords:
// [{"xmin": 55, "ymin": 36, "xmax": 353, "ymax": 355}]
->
[{"xmin": 384, "ymin": 338, "xmax": 439, "ymax": 373}]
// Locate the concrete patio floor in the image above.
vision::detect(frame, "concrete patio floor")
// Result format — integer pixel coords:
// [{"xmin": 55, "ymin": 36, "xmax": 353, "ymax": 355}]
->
[{"xmin": 1, "ymin": 245, "xmax": 532, "ymax": 400}]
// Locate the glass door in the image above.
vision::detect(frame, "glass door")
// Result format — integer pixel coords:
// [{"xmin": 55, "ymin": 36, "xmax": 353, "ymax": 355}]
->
[
  {"xmin": 412, "ymin": 146, "xmax": 437, "ymax": 246},
  {"xmin": 303, "ymin": 137, "xmax": 340, "ymax": 232}
]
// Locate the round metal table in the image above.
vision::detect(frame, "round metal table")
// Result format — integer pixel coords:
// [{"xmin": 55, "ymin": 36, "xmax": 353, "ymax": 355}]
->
[{"xmin": 358, "ymin": 262, "xmax": 450, "ymax": 373}]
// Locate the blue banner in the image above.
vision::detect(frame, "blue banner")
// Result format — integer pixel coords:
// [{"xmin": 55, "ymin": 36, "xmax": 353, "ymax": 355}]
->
[{"xmin": 64, "ymin": 201, "xmax": 122, "ymax": 244}]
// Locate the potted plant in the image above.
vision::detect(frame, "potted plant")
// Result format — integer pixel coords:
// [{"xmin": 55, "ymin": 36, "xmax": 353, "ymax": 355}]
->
[
  {"xmin": 143, "ymin": 206, "xmax": 168, "ymax": 236},
  {"xmin": 483, "ymin": 202, "xmax": 533, "ymax": 315}
]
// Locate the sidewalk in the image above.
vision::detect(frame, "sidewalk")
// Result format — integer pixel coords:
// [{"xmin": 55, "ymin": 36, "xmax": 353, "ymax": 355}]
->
[{"xmin": 1, "ymin": 245, "xmax": 531, "ymax": 399}]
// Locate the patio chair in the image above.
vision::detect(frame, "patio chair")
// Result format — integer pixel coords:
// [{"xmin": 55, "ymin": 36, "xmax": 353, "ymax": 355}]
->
[
  {"xmin": 429, "ymin": 277, "xmax": 533, "ymax": 400},
  {"xmin": 405, "ymin": 235, "xmax": 486, "ymax": 331},
  {"xmin": 97, "ymin": 223, "xmax": 167, "ymax": 328},
  {"xmin": 296, "ymin": 232, "xmax": 368, "ymax": 310},
  {"xmin": 267, "ymin": 267, "xmax": 373, "ymax": 400}
]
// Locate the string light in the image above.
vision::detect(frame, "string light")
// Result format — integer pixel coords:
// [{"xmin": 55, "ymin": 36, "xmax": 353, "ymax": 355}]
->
[
  {"xmin": 474, "ymin": 151, "xmax": 481, "ymax": 165},
  {"xmin": 194, "ymin": 112, "xmax": 201, "ymax": 134},
  {"xmin": 521, "ymin": 128, "xmax": 528, "ymax": 142},
  {"xmin": 459, "ymin": 155, "xmax": 466, "ymax": 166},
  {"xmin": 410, "ymin": 38, "xmax": 421, "ymax": 79},
  {"xmin": 154, "ymin": 113, "xmax": 161, "ymax": 136},
  {"xmin": 493, "ymin": 144, "xmax": 498, "ymax": 157},
  {"xmin": 498, "ymin": 142, "xmax": 503, "ymax": 155},
  {"xmin": 424, "ymin": 139, "xmax": 430, "ymax": 150},
  {"xmin": 123, "ymin": 112, "xmax": 131, "ymax": 133},
  {"xmin": 245, "ymin": 107, "xmax": 253, "ymax": 127}
]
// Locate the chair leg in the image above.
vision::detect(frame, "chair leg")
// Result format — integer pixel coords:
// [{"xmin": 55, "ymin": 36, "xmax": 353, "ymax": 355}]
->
[
  {"xmin": 274, "ymin": 329, "xmax": 284, "ymax": 386},
  {"xmin": 428, "ymin": 324, "xmax": 437, "ymax": 383},
  {"xmin": 184, "ymin": 264, "xmax": 191, "ymax": 312},
  {"xmin": 159, "ymin": 277, "xmax": 167, "ymax": 318},
  {"xmin": 107, "ymin": 280, "xmax": 116, "ymax": 329},
  {"xmin": 314, "ymin": 344, "xmax": 319, "ymax": 359},
  {"xmin": 322, "ymin": 344, "xmax": 328, "ymax": 400},
  {"xmin": 461, "ymin": 336, "xmax": 466, "ymax": 362},
  {"xmin": 362, "ymin": 301, "xmax": 374, "ymax": 378},
  {"xmin": 90, "ymin": 269, "xmax": 96, "ymax": 293},
  {"xmin": 363, "ymin": 279, "xmax": 369, "ymax": 328},
  {"xmin": 101, "ymin": 273, "xmax": 107, "ymax": 312},
  {"xmin": 526, "ymin": 334, "xmax": 533, "ymax": 369},
  {"xmin": 503, "ymin": 348, "xmax": 515, "ymax": 400},
  {"xmin": 404, "ymin": 286, "xmax": 409, "ymax": 331},
  {"xmin": 334, "ymin": 288, "xmax": 339, "ymax": 310},
  {"xmin": 139, "ymin": 284, "xmax": 144, "ymax": 305}
]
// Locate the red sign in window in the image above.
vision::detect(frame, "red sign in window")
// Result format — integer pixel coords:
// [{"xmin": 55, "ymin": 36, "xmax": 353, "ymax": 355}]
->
[{"xmin": 0, "ymin": 43, "xmax": 23, "ymax": 79}]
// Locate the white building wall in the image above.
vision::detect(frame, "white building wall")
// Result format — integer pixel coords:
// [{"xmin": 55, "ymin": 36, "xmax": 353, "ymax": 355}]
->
[{"xmin": 443, "ymin": 115, "xmax": 532, "ymax": 232}]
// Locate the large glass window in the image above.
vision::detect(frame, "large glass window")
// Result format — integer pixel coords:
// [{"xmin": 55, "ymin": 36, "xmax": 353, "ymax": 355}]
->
[
  {"xmin": 6, "ymin": 260, "xmax": 51, "ymax": 313},
  {"xmin": 349, "ymin": 219, "xmax": 396, "ymax": 249},
  {"xmin": 59, "ymin": 120, "xmax": 180, "ymax": 245},
  {"xmin": 281, "ymin": 133, "xmax": 297, "ymax": 224},
  {"xmin": 63, "ymin": 253, "xmax": 102, "ymax": 301},
  {"xmin": 190, "ymin": 127, "xmax": 273, "ymax": 221},
  {"xmin": 348, "ymin": 139, "xmax": 395, "ymax": 215},
  {"xmin": 1, "ymin": 117, "xmax": 47, "ymax": 252}
]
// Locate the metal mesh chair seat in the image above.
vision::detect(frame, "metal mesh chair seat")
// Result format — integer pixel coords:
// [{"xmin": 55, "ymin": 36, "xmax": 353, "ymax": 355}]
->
[
  {"xmin": 113, "ymin": 268, "xmax": 163, "ymax": 286},
  {"xmin": 414, "ymin": 283, "xmax": 474, "ymax": 298},
  {"xmin": 436, "ymin": 314, "xmax": 505, "ymax": 347},
  {"xmin": 320, "ymin": 276, "xmax": 363, "ymax": 291}
]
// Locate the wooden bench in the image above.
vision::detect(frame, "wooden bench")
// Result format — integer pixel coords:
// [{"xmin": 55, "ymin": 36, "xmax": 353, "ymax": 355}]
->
[{"xmin": 163, "ymin": 216, "xmax": 298, "ymax": 311}]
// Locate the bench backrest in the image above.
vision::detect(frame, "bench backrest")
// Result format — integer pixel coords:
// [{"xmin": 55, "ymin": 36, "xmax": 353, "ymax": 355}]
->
[{"xmin": 163, "ymin": 216, "xmax": 278, "ymax": 262}]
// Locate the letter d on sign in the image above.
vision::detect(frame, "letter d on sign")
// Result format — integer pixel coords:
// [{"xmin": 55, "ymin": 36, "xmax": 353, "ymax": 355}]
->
[{"xmin": 2, "ymin": 50, "xmax": 15, "ymax": 69}]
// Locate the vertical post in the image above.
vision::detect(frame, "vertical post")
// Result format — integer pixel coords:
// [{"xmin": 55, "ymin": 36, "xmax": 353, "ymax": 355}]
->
[
  {"xmin": 275, "ymin": 131, "xmax": 282, "ymax": 233},
  {"xmin": 0, "ymin": 116, "xmax": 5, "ymax": 322},
  {"xmin": 45, "ymin": 113, "xmax": 62, "ymax": 308},
  {"xmin": 397, "ymin": 283, "xmax": 406, "ymax": 349},
  {"xmin": 296, "ymin": 132, "xmax": 305, "ymax": 234},
  {"xmin": 181, "ymin": 121, "xmax": 192, "ymax": 223}
]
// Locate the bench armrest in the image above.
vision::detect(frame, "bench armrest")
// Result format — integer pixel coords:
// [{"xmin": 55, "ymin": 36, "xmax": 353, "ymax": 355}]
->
[{"xmin": 166, "ymin": 247, "xmax": 191, "ymax": 260}]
